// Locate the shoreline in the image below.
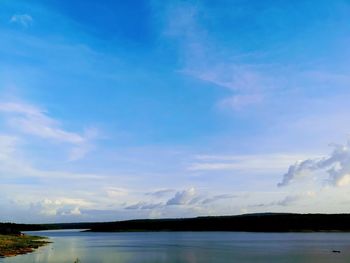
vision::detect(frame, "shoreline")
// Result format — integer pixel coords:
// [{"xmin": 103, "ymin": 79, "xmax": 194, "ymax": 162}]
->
[{"xmin": 0, "ymin": 234, "xmax": 50, "ymax": 258}]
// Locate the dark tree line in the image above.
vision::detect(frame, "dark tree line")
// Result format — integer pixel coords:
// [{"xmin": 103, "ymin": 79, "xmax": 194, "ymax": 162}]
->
[
  {"xmin": 87, "ymin": 213, "xmax": 350, "ymax": 232},
  {"xmin": 4, "ymin": 213, "xmax": 350, "ymax": 233}
]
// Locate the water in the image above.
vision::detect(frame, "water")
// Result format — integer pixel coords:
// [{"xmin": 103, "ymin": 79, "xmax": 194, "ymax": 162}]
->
[{"xmin": 2, "ymin": 230, "xmax": 350, "ymax": 263}]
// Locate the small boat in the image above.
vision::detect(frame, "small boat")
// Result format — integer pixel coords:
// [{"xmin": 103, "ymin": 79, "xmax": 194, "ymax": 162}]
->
[{"xmin": 332, "ymin": 250, "xmax": 341, "ymax": 253}]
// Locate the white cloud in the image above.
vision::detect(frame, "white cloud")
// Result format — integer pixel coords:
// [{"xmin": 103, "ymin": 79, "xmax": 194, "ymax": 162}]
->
[
  {"xmin": 160, "ymin": 2, "xmax": 271, "ymax": 110},
  {"xmin": 252, "ymin": 191, "xmax": 316, "ymax": 208},
  {"xmin": 122, "ymin": 188, "xmax": 240, "ymax": 212},
  {"xmin": 183, "ymin": 65, "xmax": 268, "ymax": 93},
  {"xmin": 189, "ymin": 153, "xmax": 312, "ymax": 172},
  {"xmin": 0, "ymin": 102, "xmax": 83, "ymax": 143},
  {"xmin": 69, "ymin": 207, "xmax": 82, "ymax": 216},
  {"xmin": 0, "ymin": 134, "xmax": 18, "ymax": 160},
  {"xmin": 125, "ymin": 202, "xmax": 163, "ymax": 210},
  {"xmin": 32, "ymin": 198, "xmax": 92, "ymax": 217},
  {"xmin": 145, "ymin": 189, "xmax": 175, "ymax": 197},
  {"xmin": 219, "ymin": 94, "xmax": 263, "ymax": 110},
  {"xmin": 10, "ymin": 14, "xmax": 33, "ymax": 27},
  {"xmin": 0, "ymin": 134, "xmax": 38, "ymax": 178},
  {"xmin": 166, "ymin": 188, "xmax": 197, "ymax": 205},
  {"xmin": 0, "ymin": 101, "xmax": 97, "ymax": 160},
  {"xmin": 0, "ymin": 132, "xmax": 102, "ymax": 181},
  {"xmin": 278, "ymin": 140, "xmax": 350, "ymax": 187},
  {"xmin": 106, "ymin": 187, "xmax": 129, "ymax": 198},
  {"xmin": 201, "ymin": 194, "xmax": 237, "ymax": 205}
]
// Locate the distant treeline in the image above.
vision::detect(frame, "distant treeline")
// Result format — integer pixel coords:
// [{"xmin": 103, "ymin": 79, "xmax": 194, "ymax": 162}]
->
[
  {"xmin": 4, "ymin": 213, "xmax": 350, "ymax": 233},
  {"xmin": 86, "ymin": 213, "xmax": 350, "ymax": 232},
  {"xmin": 0, "ymin": 222, "xmax": 95, "ymax": 235},
  {"xmin": 0, "ymin": 223, "xmax": 41, "ymax": 235}
]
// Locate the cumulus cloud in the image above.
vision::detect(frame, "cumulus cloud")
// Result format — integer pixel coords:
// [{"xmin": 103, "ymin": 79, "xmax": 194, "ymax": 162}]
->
[
  {"xmin": 122, "ymin": 188, "xmax": 240, "ymax": 216},
  {"xmin": 166, "ymin": 188, "xmax": 197, "ymax": 205},
  {"xmin": 278, "ymin": 141, "xmax": 350, "ymax": 187},
  {"xmin": 31, "ymin": 198, "xmax": 92, "ymax": 217},
  {"xmin": 10, "ymin": 14, "xmax": 33, "ymax": 27},
  {"xmin": 126, "ymin": 188, "xmax": 237, "ymax": 209},
  {"xmin": 0, "ymin": 101, "xmax": 97, "ymax": 160}
]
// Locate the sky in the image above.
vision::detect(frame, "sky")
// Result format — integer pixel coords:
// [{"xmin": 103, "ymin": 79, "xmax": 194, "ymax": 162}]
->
[{"xmin": 2, "ymin": 0, "xmax": 350, "ymax": 223}]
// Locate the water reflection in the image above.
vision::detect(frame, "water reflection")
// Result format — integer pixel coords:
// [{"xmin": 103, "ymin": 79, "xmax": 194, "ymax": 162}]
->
[{"xmin": 2, "ymin": 230, "xmax": 350, "ymax": 263}]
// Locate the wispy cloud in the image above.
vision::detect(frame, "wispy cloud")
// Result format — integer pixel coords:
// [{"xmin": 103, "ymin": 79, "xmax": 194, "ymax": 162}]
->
[
  {"xmin": 145, "ymin": 189, "xmax": 175, "ymax": 197},
  {"xmin": 125, "ymin": 202, "xmax": 163, "ymax": 210},
  {"xmin": 201, "ymin": 194, "xmax": 237, "ymax": 205},
  {"xmin": 0, "ymin": 134, "xmax": 18, "ymax": 160},
  {"xmin": 0, "ymin": 134, "xmax": 102, "ymax": 180},
  {"xmin": 105, "ymin": 187, "xmax": 129, "ymax": 198},
  {"xmin": 10, "ymin": 14, "xmax": 33, "ymax": 27},
  {"xmin": 278, "ymin": 140, "xmax": 350, "ymax": 187},
  {"xmin": 189, "ymin": 154, "xmax": 311, "ymax": 172},
  {"xmin": 0, "ymin": 102, "xmax": 84, "ymax": 143},
  {"xmin": 182, "ymin": 64, "xmax": 272, "ymax": 95},
  {"xmin": 251, "ymin": 192, "xmax": 316, "ymax": 208},
  {"xmin": 219, "ymin": 94, "xmax": 264, "ymax": 110},
  {"xmin": 0, "ymin": 101, "xmax": 97, "ymax": 160},
  {"xmin": 161, "ymin": 2, "xmax": 272, "ymax": 110},
  {"xmin": 183, "ymin": 67, "xmax": 269, "ymax": 110}
]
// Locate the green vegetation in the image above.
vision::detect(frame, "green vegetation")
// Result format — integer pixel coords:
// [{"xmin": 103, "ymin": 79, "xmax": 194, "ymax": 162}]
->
[{"xmin": 0, "ymin": 234, "xmax": 49, "ymax": 258}]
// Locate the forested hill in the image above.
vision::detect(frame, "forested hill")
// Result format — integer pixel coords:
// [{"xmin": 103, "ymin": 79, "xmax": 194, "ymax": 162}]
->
[
  {"xmin": 4, "ymin": 213, "xmax": 350, "ymax": 233},
  {"xmin": 86, "ymin": 213, "xmax": 350, "ymax": 232},
  {"xmin": 0, "ymin": 222, "xmax": 95, "ymax": 234}
]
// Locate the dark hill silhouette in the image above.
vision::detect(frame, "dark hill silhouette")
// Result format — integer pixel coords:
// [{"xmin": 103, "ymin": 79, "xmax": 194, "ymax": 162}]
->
[
  {"xmin": 86, "ymin": 213, "xmax": 350, "ymax": 232},
  {"xmin": 4, "ymin": 213, "xmax": 350, "ymax": 233}
]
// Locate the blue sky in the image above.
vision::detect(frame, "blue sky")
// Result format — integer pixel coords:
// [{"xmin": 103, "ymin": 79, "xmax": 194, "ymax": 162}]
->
[{"xmin": 2, "ymin": 0, "xmax": 350, "ymax": 223}]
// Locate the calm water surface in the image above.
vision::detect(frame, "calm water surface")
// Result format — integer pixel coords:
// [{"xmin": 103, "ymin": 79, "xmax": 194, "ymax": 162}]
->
[{"xmin": 2, "ymin": 230, "xmax": 350, "ymax": 263}]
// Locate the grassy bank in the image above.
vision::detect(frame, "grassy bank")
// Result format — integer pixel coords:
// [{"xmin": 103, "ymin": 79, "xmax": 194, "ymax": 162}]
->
[{"xmin": 0, "ymin": 234, "xmax": 49, "ymax": 258}]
